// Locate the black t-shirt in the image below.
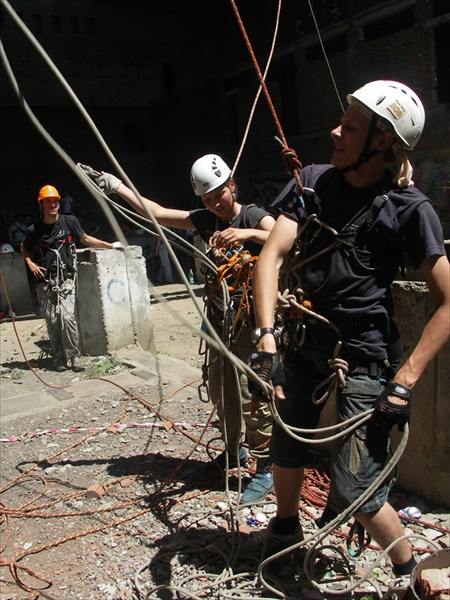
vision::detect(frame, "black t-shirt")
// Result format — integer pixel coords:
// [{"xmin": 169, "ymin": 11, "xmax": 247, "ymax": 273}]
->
[
  {"xmin": 23, "ymin": 215, "xmax": 85, "ymax": 278},
  {"xmin": 189, "ymin": 204, "xmax": 271, "ymax": 328},
  {"xmin": 189, "ymin": 204, "xmax": 269, "ymax": 257},
  {"xmin": 275, "ymin": 165, "xmax": 446, "ymax": 362}
]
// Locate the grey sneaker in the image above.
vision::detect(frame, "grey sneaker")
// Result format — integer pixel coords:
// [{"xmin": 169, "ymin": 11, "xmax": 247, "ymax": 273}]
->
[
  {"xmin": 240, "ymin": 470, "xmax": 274, "ymax": 505},
  {"xmin": 240, "ymin": 517, "xmax": 304, "ymax": 560},
  {"xmin": 71, "ymin": 355, "xmax": 85, "ymax": 372},
  {"xmin": 56, "ymin": 359, "xmax": 67, "ymax": 372}
]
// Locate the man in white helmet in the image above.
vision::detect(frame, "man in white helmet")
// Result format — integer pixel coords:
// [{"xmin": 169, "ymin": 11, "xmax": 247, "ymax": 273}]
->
[
  {"xmin": 95, "ymin": 154, "xmax": 277, "ymax": 505},
  {"xmin": 248, "ymin": 81, "xmax": 449, "ymax": 591}
]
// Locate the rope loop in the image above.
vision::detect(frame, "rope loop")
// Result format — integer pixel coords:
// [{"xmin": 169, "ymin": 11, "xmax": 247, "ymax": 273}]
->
[
  {"xmin": 280, "ymin": 142, "xmax": 304, "ymax": 194},
  {"xmin": 281, "ymin": 144, "xmax": 303, "ymax": 175}
]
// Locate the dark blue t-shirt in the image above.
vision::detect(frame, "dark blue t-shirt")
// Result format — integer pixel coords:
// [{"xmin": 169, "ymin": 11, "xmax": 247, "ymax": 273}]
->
[{"xmin": 275, "ymin": 165, "xmax": 445, "ymax": 363}]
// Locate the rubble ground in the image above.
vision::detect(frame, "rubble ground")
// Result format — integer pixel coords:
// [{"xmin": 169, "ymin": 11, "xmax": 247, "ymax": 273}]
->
[{"xmin": 0, "ymin": 283, "xmax": 449, "ymax": 599}]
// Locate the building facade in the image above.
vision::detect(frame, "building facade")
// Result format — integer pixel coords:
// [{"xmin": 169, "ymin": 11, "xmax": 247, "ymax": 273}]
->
[{"xmin": 0, "ymin": 0, "xmax": 449, "ymax": 240}]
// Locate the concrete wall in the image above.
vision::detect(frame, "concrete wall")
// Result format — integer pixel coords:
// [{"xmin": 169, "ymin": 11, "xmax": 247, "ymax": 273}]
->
[
  {"xmin": 0, "ymin": 251, "xmax": 33, "ymax": 316},
  {"xmin": 76, "ymin": 245, "xmax": 155, "ymax": 355},
  {"xmin": 390, "ymin": 281, "xmax": 450, "ymax": 509},
  {"xmin": 319, "ymin": 281, "xmax": 450, "ymax": 509}
]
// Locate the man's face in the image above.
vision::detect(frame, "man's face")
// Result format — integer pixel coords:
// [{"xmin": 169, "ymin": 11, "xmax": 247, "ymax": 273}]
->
[
  {"xmin": 40, "ymin": 198, "xmax": 60, "ymax": 217},
  {"xmin": 329, "ymin": 106, "xmax": 372, "ymax": 169}
]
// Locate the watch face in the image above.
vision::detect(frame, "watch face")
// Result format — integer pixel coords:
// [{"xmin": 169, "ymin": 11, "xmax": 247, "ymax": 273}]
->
[{"xmin": 251, "ymin": 329, "xmax": 261, "ymax": 344}]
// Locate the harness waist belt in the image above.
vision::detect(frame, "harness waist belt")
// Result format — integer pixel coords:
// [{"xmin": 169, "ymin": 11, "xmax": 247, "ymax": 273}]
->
[{"xmin": 350, "ymin": 362, "xmax": 387, "ymax": 378}]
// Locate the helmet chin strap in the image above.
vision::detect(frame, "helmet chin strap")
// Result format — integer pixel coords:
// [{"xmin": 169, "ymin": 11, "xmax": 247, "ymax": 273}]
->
[{"xmin": 340, "ymin": 113, "xmax": 383, "ymax": 173}]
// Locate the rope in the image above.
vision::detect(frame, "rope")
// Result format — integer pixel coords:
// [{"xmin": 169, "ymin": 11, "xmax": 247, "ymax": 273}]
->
[
  {"xmin": 231, "ymin": 0, "xmax": 282, "ymax": 178},
  {"xmin": 306, "ymin": 0, "xmax": 345, "ymax": 113},
  {"xmin": 229, "ymin": 0, "xmax": 304, "ymax": 194},
  {"xmin": 1, "ymin": 4, "xmax": 441, "ymax": 599},
  {"xmin": 0, "ymin": 271, "xmax": 69, "ymax": 390}
]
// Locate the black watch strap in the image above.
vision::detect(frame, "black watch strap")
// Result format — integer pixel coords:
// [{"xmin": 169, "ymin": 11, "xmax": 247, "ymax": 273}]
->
[{"xmin": 259, "ymin": 327, "xmax": 275, "ymax": 337}]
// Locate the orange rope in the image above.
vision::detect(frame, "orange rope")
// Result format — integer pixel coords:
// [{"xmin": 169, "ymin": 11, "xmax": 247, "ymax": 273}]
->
[
  {"xmin": 229, "ymin": 0, "xmax": 304, "ymax": 194},
  {"xmin": 0, "ymin": 270, "xmax": 69, "ymax": 390}
]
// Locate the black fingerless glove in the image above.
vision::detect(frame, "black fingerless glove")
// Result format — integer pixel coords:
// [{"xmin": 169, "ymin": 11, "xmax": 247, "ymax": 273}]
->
[
  {"xmin": 248, "ymin": 351, "xmax": 285, "ymax": 401},
  {"xmin": 373, "ymin": 381, "xmax": 413, "ymax": 431}
]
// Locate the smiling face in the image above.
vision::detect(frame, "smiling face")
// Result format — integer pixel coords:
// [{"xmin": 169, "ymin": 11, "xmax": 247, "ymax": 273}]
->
[
  {"xmin": 330, "ymin": 106, "xmax": 372, "ymax": 169},
  {"xmin": 330, "ymin": 105, "xmax": 394, "ymax": 174},
  {"xmin": 200, "ymin": 182, "xmax": 236, "ymax": 222}
]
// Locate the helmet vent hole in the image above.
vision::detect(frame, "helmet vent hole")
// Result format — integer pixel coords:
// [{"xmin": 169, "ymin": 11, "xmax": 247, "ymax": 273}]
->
[{"xmin": 376, "ymin": 95, "xmax": 386, "ymax": 106}]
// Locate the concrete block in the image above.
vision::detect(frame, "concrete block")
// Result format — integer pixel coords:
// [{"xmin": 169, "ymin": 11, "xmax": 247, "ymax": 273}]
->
[
  {"xmin": 0, "ymin": 252, "xmax": 33, "ymax": 316},
  {"xmin": 76, "ymin": 246, "xmax": 154, "ymax": 355},
  {"xmin": 123, "ymin": 245, "xmax": 155, "ymax": 352}
]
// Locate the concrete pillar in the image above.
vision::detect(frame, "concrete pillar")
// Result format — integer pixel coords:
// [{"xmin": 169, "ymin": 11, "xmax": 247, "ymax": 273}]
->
[
  {"xmin": 0, "ymin": 251, "xmax": 34, "ymax": 316},
  {"xmin": 390, "ymin": 280, "xmax": 450, "ymax": 508},
  {"xmin": 76, "ymin": 245, "xmax": 155, "ymax": 355}
]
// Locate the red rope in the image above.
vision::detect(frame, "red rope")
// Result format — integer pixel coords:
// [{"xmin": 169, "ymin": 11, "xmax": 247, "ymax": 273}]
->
[{"xmin": 229, "ymin": 0, "xmax": 304, "ymax": 193}]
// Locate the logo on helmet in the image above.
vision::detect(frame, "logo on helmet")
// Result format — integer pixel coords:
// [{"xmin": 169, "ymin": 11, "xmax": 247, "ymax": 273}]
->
[
  {"xmin": 386, "ymin": 101, "xmax": 406, "ymax": 121},
  {"xmin": 211, "ymin": 157, "xmax": 222, "ymax": 179}
]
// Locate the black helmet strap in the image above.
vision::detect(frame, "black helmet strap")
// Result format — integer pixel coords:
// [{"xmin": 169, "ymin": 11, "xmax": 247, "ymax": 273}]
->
[{"xmin": 340, "ymin": 113, "xmax": 382, "ymax": 173}]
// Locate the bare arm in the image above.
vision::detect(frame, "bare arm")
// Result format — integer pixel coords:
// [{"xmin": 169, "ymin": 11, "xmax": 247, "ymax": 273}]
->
[
  {"xmin": 395, "ymin": 254, "xmax": 450, "ymax": 389},
  {"xmin": 20, "ymin": 242, "xmax": 46, "ymax": 279},
  {"xmin": 250, "ymin": 214, "xmax": 298, "ymax": 402},
  {"xmin": 115, "ymin": 182, "xmax": 194, "ymax": 230},
  {"xmin": 211, "ymin": 214, "xmax": 276, "ymax": 247},
  {"xmin": 80, "ymin": 234, "xmax": 115, "ymax": 249},
  {"xmin": 253, "ymin": 214, "xmax": 299, "ymax": 351}
]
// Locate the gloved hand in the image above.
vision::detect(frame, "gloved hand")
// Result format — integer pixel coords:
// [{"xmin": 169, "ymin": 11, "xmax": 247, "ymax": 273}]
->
[
  {"xmin": 96, "ymin": 172, "xmax": 122, "ymax": 195},
  {"xmin": 373, "ymin": 381, "xmax": 413, "ymax": 431},
  {"xmin": 112, "ymin": 241, "xmax": 124, "ymax": 249},
  {"xmin": 248, "ymin": 351, "xmax": 285, "ymax": 402}
]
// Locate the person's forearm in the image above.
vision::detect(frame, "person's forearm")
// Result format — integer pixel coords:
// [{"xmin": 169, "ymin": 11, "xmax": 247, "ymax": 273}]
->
[
  {"xmin": 252, "ymin": 215, "xmax": 298, "ymax": 352},
  {"xmin": 252, "ymin": 252, "xmax": 282, "ymax": 353},
  {"xmin": 395, "ymin": 303, "xmax": 450, "ymax": 389},
  {"xmin": 21, "ymin": 244, "xmax": 45, "ymax": 278},
  {"xmin": 81, "ymin": 235, "xmax": 113, "ymax": 249},
  {"xmin": 116, "ymin": 183, "xmax": 165, "ymax": 220},
  {"xmin": 395, "ymin": 254, "xmax": 450, "ymax": 389},
  {"xmin": 248, "ymin": 229, "xmax": 272, "ymax": 245},
  {"xmin": 116, "ymin": 183, "xmax": 193, "ymax": 229}
]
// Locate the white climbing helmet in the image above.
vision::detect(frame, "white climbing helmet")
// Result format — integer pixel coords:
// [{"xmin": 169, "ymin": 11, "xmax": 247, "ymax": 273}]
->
[
  {"xmin": 0, "ymin": 243, "xmax": 14, "ymax": 254},
  {"xmin": 347, "ymin": 80, "xmax": 425, "ymax": 150},
  {"xmin": 190, "ymin": 154, "xmax": 232, "ymax": 196}
]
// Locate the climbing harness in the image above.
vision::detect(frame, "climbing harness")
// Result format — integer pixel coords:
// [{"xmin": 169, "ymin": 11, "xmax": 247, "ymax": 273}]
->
[{"xmin": 273, "ymin": 170, "xmax": 426, "ymax": 407}]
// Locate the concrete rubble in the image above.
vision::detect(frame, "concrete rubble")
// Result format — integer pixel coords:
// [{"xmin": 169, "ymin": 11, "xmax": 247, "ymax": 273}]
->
[{"xmin": 0, "ymin": 303, "xmax": 449, "ymax": 599}]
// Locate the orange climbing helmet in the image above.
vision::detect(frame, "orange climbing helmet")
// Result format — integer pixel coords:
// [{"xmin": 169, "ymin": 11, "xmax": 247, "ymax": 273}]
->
[{"xmin": 37, "ymin": 184, "xmax": 60, "ymax": 202}]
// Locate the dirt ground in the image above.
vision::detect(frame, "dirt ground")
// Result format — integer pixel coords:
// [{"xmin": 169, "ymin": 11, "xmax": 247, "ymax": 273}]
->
[{"xmin": 0, "ymin": 283, "xmax": 449, "ymax": 600}]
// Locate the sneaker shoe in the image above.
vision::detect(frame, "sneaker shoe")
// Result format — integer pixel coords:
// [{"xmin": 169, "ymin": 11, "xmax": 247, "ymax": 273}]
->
[
  {"xmin": 199, "ymin": 447, "xmax": 249, "ymax": 481},
  {"xmin": 240, "ymin": 470, "xmax": 274, "ymax": 505},
  {"xmin": 213, "ymin": 446, "xmax": 249, "ymax": 470},
  {"xmin": 56, "ymin": 359, "xmax": 67, "ymax": 372},
  {"xmin": 71, "ymin": 355, "xmax": 85, "ymax": 372},
  {"xmin": 240, "ymin": 517, "xmax": 304, "ymax": 560}
]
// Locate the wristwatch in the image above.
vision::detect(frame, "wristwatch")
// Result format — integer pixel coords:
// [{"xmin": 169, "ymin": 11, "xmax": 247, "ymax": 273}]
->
[{"xmin": 252, "ymin": 327, "xmax": 275, "ymax": 343}]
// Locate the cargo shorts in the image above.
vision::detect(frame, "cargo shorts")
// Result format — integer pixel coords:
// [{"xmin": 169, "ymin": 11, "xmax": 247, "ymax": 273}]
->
[{"xmin": 270, "ymin": 347, "xmax": 392, "ymax": 515}]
